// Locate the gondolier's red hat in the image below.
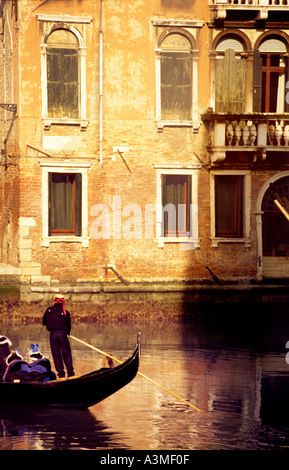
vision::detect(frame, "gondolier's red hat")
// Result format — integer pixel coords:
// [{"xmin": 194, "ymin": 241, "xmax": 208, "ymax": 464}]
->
[{"xmin": 54, "ymin": 295, "xmax": 66, "ymax": 315}]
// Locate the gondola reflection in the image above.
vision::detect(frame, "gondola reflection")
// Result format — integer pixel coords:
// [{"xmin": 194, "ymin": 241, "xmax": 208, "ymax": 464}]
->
[{"xmin": 0, "ymin": 404, "xmax": 127, "ymax": 450}]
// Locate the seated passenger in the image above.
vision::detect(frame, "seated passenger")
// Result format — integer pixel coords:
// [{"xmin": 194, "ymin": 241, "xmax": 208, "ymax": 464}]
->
[
  {"xmin": 28, "ymin": 344, "xmax": 56, "ymax": 381},
  {"xmin": 3, "ymin": 345, "xmax": 56, "ymax": 382},
  {"xmin": 0, "ymin": 335, "xmax": 12, "ymax": 380}
]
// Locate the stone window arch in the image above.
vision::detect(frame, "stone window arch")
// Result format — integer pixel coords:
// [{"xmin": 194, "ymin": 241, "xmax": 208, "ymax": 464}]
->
[
  {"xmin": 155, "ymin": 28, "xmax": 199, "ymax": 130},
  {"xmin": 262, "ymin": 175, "xmax": 289, "ymax": 256},
  {"xmin": 40, "ymin": 23, "xmax": 88, "ymax": 129}
]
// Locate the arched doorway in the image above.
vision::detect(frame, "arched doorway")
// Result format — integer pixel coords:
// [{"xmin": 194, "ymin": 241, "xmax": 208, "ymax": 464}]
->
[{"xmin": 258, "ymin": 173, "xmax": 289, "ymax": 278}]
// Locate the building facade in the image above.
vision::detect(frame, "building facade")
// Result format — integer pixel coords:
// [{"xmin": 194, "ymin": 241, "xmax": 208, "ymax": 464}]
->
[{"xmin": 1, "ymin": 0, "xmax": 289, "ymax": 302}]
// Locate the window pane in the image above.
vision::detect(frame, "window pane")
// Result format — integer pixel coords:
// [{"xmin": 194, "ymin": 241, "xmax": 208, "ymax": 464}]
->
[
  {"xmin": 215, "ymin": 176, "xmax": 243, "ymax": 238},
  {"xmin": 49, "ymin": 173, "xmax": 81, "ymax": 236},
  {"xmin": 162, "ymin": 175, "xmax": 191, "ymax": 237},
  {"xmin": 161, "ymin": 52, "xmax": 191, "ymax": 120},
  {"xmin": 261, "ymin": 54, "xmax": 286, "ymax": 113},
  {"xmin": 216, "ymin": 37, "xmax": 244, "ymax": 53},
  {"xmin": 47, "ymin": 48, "xmax": 79, "ymax": 118}
]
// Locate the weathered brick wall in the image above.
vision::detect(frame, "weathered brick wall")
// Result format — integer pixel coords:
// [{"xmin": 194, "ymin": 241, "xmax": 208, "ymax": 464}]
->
[
  {"xmin": 0, "ymin": 1, "xmax": 19, "ymax": 267},
  {"xmin": 10, "ymin": 0, "xmax": 273, "ymax": 293}
]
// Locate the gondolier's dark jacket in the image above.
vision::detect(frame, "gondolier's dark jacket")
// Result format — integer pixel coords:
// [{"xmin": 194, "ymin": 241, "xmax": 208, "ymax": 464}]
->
[{"xmin": 43, "ymin": 303, "xmax": 71, "ymax": 335}]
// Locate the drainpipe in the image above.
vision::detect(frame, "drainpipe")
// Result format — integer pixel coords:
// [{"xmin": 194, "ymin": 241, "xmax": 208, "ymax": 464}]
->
[{"xmin": 99, "ymin": 0, "xmax": 104, "ymax": 169}]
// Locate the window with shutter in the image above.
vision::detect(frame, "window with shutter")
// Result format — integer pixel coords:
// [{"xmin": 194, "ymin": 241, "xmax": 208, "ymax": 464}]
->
[
  {"xmin": 215, "ymin": 49, "xmax": 246, "ymax": 113},
  {"xmin": 46, "ymin": 29, "xmax": 79, "ymax": 119},
  {"xmin": 160, "ymin": 33, "xmax": 192, "ymax": 121},
  {"xmin": 161, "ymin": 52, "xmax": 191, "ymax": 120}
]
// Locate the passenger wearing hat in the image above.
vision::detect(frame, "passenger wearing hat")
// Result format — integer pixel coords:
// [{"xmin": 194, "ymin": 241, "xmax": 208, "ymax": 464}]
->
[
  {"xmin": 0, "ymin": 336, "xmax": 12, "ymax": 379},
  {"xmin": 43, "ymin": 295, "xmax": 75, "ymax": 379}
]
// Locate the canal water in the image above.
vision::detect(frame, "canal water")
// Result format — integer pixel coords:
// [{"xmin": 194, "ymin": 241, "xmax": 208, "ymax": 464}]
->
[{"xmin": 1, "ymin": 303, "xmax": 289, "ymax": 451}]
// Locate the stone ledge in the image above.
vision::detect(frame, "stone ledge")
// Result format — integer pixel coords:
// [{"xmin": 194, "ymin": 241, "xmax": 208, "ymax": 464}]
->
[
  {"xmin": 0, "ymin": 264, "xmax": 21, "ymax": 275},
  {"xmin": 17, "ymin": 281, "xmax": 289, "ymax": 304}
]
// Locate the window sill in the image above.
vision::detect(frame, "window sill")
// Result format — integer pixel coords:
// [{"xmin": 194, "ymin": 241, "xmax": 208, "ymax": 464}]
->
[
  {"xmin": 211, "ymin": 237, "xmax": 251, "ymax": 248},
  {"xmin": 156, "ymin": 120, "xmax": 202, "ymax": 133},
  {"xmin": 42, "ymin": 236, "xmax": 90, "ymax": 248},
  {"xmin": 43, "ymin": 118, "xmax": 89, "ymax": 131},
  {"xmin": 156, "ymin": 237, "xmax": 200, "ymax": 249}
]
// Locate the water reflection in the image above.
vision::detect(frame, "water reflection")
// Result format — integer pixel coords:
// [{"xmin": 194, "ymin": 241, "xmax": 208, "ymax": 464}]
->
[
  {"xmin": 0, "ymin": 405, "xmax": 126, "ymax": 450},
  {"xmin": 0, "ymin": 305, "xmax": 289, "ymax": 449}
]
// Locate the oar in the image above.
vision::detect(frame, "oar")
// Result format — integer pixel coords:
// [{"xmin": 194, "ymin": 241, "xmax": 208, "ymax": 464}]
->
[{"xmin": 70, "ymin": 335, "xmax": 205, "ymax": 413}]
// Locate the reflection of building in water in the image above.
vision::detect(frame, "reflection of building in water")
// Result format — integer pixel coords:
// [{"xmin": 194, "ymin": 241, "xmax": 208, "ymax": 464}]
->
[{"xmin": 2, "ymin": 1, "xmax": 289, "ymax": 303}]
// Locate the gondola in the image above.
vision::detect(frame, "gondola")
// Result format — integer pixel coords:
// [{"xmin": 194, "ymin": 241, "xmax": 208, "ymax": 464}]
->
[{"xmin": 0, "ymin": 337, "xmax": 140, "ymax": 409}]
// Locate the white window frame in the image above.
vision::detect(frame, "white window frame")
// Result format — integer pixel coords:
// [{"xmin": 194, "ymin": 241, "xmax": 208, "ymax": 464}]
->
[
  {"xmin": 154, "ymin": 164, "xmax": 201, "ymax": 248},
  {"xmin": 40, "ymin": 161, "xmax": 91, "ymax": 247},
  {"xmin": 210, "ymin": 170, "xmax": 251, "ymax": 248},
  {"xmin": 37, "ymin": 14, "xmax": 92, "ymax": 130}
]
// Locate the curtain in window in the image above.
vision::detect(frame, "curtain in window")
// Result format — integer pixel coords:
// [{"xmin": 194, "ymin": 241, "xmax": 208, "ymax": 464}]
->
[
  {"xmin": 162, "ymin": 175, "xmax": 191, "ymax": 237},
  {"xmin": 215, "ymin": 175, "xmax": 243, "ymax": 238},
  {"xmin": 49, "ymin": 173, "xmax": 82, "ymax": 236}
]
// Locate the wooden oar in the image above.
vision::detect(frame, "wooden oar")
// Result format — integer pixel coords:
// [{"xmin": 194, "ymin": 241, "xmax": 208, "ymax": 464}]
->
[{"xmin": 70, "ymin": 335, "xmax": 205, "ymax": 413}]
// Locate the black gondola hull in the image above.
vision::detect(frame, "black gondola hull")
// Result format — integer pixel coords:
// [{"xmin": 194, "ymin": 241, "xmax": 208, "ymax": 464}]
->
[{"xmin": 0, "ymin": 342, "xmax": 139, "ymax": 409}]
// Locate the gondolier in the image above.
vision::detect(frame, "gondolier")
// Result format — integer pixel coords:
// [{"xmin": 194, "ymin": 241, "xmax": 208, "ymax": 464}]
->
[{"xmin": 43, "ymin": 295, "xmax": 75, "ymax": 379}]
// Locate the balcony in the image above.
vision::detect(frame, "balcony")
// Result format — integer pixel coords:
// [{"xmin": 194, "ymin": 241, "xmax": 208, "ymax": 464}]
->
[
  {"xmin": 202, "ymin": 112, "xmax": 289, "ymax": 164},
  {"xmin": 210, "ymin": 0, "xmax": 289, "ymax": 20}
]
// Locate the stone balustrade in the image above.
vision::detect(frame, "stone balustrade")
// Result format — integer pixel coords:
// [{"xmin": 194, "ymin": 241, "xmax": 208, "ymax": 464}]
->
[
  {"xmin": 209, "ymin": 0, "xmax": 289, "ymax": 19},
  {"xmin": 210, "ymin": 0, "xmax": 289, "ymax": 5},
  {"xmin": 224, "ymin": 120, "xmax": 289, "ymax": 147},
  {"xmin": 202, "ymin": 112, "xmax": 289, "ymax": 164}
]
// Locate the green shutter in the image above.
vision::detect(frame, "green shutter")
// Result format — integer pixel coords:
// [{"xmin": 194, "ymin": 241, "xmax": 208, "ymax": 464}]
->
[
  {"xmin": 161, "ymin": 52, "xmax": 191, "ymax": 120},
  {"xmin": 47, "ymin": 48, "xmax": 79, "ymax": 118},
  {"xmin": 215, "ymin": 49, "xmax": 245, "ymax": 113},
  {"xmin": 253, "ymin": 50, "xmax": 262, "ymax": 113}
]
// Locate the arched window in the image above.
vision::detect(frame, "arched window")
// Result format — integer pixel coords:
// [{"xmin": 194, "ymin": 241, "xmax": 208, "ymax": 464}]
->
[
  {"xmin": 158, "ymin": 32, "xmax": 192, "ymax": 121},
  {"xmin": 262, "ymin": 176, "xmax": 289, "ymax": 256},
  {"xmin": 40, "ymin": 22, "xmax": 88, "ymax": 129},
  {"xmin": 254, "ymin": 36, "xmax": 289, "ymax": 113},
  {"xmin": 215, "ymin": 35, "xmax": 246, "ymax": 113},
  {"xmin": 46, "ymin": 29, "xmax": 79, "ymax": 119}
]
